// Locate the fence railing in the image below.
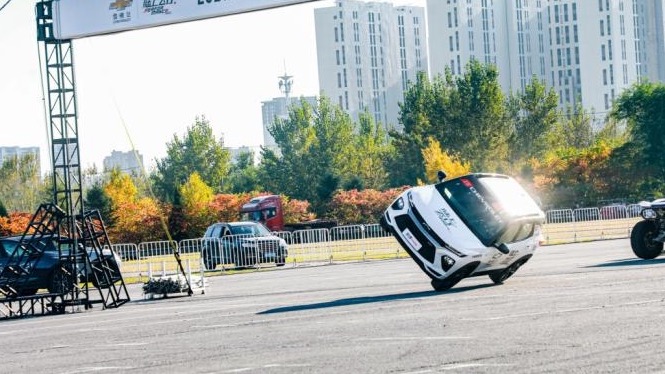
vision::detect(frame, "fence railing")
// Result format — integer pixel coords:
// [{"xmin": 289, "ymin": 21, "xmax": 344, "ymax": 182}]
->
[{"xmin": 113, "ymin": 215, "xmax": 642, "ymax": 283}]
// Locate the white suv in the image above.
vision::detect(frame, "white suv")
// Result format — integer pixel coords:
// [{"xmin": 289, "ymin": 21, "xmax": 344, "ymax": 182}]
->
[{"xmin": 381, "ymin": 172, "xmax": 545, "ymax": 291}]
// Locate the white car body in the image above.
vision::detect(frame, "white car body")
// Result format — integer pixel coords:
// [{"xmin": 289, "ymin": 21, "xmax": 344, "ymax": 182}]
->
[{"xmin": 381, "ymin": 173, "xmax": 545, "ymax": 291}]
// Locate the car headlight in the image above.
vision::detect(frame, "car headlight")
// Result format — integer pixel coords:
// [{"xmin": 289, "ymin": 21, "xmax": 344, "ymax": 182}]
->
[
  {"xmin": 391, "ymin": 197, "xmax": 405, "ymax": 210},
  {"xmin": 441, "ymin": 255, "xmax": 456, "ymax": 272},
  {"xmin": 641, "ymin": 208, "xmax": 658, "ymax": 219}
]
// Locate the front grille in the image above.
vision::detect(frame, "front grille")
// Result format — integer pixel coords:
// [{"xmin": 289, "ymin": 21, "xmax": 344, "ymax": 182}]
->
[{"xmin": 395, "ymin": 215, "xmax": 436, "ymax": 264}]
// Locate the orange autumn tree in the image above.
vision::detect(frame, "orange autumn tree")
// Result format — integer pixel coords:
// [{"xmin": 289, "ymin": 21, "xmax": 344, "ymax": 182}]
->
[
  {"xmin": 104, "ymin": 170, "xmax": 167, "ymax": 243},
  {"xmin": 0, "ymin": 212, "xmax": 32, "ymax": 237},
  {"xmin": 328, "ymin": 187, "xmax": 408, "ymax": 225}
]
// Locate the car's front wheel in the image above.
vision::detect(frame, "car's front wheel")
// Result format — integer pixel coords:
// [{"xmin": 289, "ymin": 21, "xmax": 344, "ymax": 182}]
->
[
  {"xmin": 489, "ymin": 255, "xmax": 532, "ymax": 284},
  {"xmin": 431, "ymin": 262, "xmax": 479, "ymax": 292},
  {"xmin": 631, "ymin": 220, "xmax": 664, "ymax": 259},
  {"xmin": 48, "ymin": 266, "xmax": 75, "ymax": 295}
]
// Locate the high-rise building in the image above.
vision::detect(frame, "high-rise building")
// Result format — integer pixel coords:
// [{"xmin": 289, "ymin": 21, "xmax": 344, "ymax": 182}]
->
[
  {"xmin": 0, "ymin": 146, "xmax": 41, "ymax": 176},
  {"xmin": 427, "ymin": 0, "xmax": 664, "ymax": 128},
  {"xmin": 103, "ymin": 150, "xmax": 144, "ymax": 175},
  {"xmin": 315, "ymin": 0, "xmax": 428, "ymax": 131}
]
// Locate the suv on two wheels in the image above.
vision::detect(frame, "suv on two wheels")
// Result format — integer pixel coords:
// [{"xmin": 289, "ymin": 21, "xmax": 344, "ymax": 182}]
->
[
  {"xmin": 381, "ymin": 172, "xmax": 545, "ymax": 292},
  {"xmin": 201, "ymin": 221, "xmax": 288, "ymax": 270}
]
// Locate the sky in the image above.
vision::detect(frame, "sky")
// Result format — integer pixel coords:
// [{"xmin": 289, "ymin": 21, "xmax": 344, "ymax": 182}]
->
[{"xmin": 0, "ymin": 0, "xmax": 424, "ymax": 174}]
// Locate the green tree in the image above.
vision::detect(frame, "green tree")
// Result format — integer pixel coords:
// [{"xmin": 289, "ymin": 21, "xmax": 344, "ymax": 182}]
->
[
  {"xmin": 228, "ymin": 150, "xmax": 262, "ymax": 193},
  {"xmin": 0, "ymin": 199, "xmax": 7, "ymax": 217},
  {"xmin": 152, "ymin": 115, "xmax": 231, "ymax": 203},
  {"xmin": 84, "ymin": 183, "xmax": 112, "ymax": 224},
  {"xmin": 259, "ymin": 96, "xmax": 357, "ymax": 214},
  {"xmin": 445, "ymin": 59, "xmax": 510, "ymax": 170},
  {"xmin": 508, "ymin": 76, "xmax": 559, "ymax": 162},
  {"xmin": 612, "ymin": 81, "xmax": 665, "ymax": 177},
  {"xmin": 347, "ymin": 112, "xmax": 392, "ymax": 190},
  {"xmin": 259, "ymin": 98, "xmax": 317, "ymax": 202},
  {"xmin": 387, "ymin": 71, "xmax": 438, "ymax": 186},
  {"xmin": 0, "ymin": 153, "xmax": 48, "ymax": 213}
]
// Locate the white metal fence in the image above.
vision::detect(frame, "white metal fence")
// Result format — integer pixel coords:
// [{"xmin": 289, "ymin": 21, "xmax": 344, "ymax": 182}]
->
[{"xmin": 112, "ymin": 214, "xmax": 642, "ymax": 283}]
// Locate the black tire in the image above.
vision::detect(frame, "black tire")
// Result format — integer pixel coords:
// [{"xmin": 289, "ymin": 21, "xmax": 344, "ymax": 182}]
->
[
  {"xmin": 233, "ymin": 248, "xmax": 249, "ymax": 268},
  {"xmin": 489, "ymin": 255, "xmax": 532, "ymax": 284},
  {"xmin": 631, "ymin": 220, "xmax": 664, "ymax": 259},
  {"xmin": 430, "ymin": 262, "xmax": 479, "ymax": 292},
  {"xmin": 203, "ymin": 251, "xmax": 217, "ymax": 270},
  {"xmin": 48, "ymin": 266, "xmax": 75, "ymax": 295}
]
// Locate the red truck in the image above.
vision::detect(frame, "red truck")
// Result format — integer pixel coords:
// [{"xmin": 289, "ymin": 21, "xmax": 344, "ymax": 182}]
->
[{"xmin": 239, "ymin": 195, "xmax": 337, "ymax": 232}]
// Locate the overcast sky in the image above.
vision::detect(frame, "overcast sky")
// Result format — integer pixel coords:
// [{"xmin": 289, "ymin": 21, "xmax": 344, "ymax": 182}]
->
[{"xmin": 0, "ymin": 0, "xmax": 424, "ymax": 173}]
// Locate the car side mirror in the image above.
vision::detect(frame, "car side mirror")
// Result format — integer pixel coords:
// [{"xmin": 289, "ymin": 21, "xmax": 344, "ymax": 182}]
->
[{"xmin": 437, "ymin": 170, "xmax": 447, "ymax": 182}]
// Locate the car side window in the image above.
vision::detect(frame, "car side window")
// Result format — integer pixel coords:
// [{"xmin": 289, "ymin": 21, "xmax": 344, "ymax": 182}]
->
[{"xmin": 210, "ymin": 225, "xmax": 222, "ymax": 238}]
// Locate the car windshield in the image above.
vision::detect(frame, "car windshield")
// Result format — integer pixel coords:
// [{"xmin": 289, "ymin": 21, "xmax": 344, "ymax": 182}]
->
[
  {"xmin": 240, "ymin": 211, "xmax": 263, "ymax": 222},
  {"xmin": 435, "ymin": 175, "xmax": 542, "ymax": 246},
  {"xmin": 229, "ymin": 223, "xmax": 271, "ymax": 236}
]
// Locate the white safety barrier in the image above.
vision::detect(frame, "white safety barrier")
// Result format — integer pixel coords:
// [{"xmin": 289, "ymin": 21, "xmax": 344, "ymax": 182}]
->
[{"xmin": 113, "ymin": 216, "xmax": 643, "ymax": 282}]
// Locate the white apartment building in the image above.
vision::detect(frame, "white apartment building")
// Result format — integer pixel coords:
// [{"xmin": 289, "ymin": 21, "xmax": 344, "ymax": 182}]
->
[
  {"xmin": 103, "ymin": 150, "xmax": 144, "ymax": 175},
  {"xmin": 427, "ymin": 0, "xmax": 662, "ymax": 126},
  {"xmin": 0, "ymin": 146, "xmax": 41, "ymax": 175},
  {"xmin": 315, "ymin": 0, "xmax": 428, "ymax": 131}
]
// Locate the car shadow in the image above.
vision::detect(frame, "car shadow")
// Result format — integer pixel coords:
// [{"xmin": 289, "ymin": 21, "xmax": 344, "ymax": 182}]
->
[
  {"xmin": 257, "ymin": 283, "xmax": 495, "ymax": 314},
  {"xmin": 585, "ymin": 257, "xmax": 665, "ymax": 268}
]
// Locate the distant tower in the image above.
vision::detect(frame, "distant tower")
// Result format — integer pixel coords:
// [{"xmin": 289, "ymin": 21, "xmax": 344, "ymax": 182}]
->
[{"xmin": 278, "ymin": 70, "xmax": 293, "ymax": 100}]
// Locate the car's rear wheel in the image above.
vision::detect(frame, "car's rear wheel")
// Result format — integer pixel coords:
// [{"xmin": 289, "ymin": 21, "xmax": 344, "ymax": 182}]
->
[
  {"xmin": 430, "ymin": 262, "xmax": 479, "ymax": 292},
  {"xmin": 489, "ymin": 255, "xmax": 532, "ymax": 284},
  {"xmin": 48, "ymin": 266, "xmax": 75, "ymax": 295},
  {"xmin": 631, "ymin": 220, "xmax": 664, "ymax": 259}
]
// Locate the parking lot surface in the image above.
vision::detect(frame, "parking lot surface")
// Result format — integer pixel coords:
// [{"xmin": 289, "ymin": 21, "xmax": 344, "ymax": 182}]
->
[{"xmin": 2, "ymin": 238, "xmax": 665, "ymax": 373}]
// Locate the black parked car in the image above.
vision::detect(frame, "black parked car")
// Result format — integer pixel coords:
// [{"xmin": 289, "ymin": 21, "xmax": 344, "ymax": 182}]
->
[
  {"xmin": 202, "ymin": 222, "xmax": 288, "ymax": 270},
  {"xmin": 0, "ymin": 235, "xmax": 121, "ymax": 296}
]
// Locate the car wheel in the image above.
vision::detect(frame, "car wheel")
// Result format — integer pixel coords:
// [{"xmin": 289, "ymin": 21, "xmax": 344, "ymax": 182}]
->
[
  {"xmin": 203, "ymin": 251, "xmax": 217, "ymax": 270},
  {"xmin": 631, "ymin": 220, "xmax": 664, "ymax": 259},
  {"xmin": 430, "ymin": 262, "xmax": 479, "ymax": 292},
  {"xmin": 232, "ymin": 248, "xmax": 248, "ymax": 268},
  {"xmin": 489, "ymin": 255, "xmax": 532, "ymax": 285},
  {"xmin": 91, "ymin": 258, "xmax": 121, "ymax": 288},
  {"xmin": 48, "ymin": 266, "xmax": 75, "ymax": 295}
]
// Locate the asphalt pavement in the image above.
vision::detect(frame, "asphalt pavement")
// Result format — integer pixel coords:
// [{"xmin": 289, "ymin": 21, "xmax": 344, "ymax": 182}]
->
[{"xmin": 2, "ymin": 238, "xmax": 665, "ymax": 373}]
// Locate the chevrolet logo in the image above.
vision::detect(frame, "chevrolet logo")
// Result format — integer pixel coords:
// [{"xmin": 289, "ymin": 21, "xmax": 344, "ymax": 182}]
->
[{"xmin": 109, "ymin": 0, "xmax": 132, "ymax": 11}]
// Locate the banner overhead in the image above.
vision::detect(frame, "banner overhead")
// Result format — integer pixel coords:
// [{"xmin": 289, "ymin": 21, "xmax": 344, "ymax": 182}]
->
[{"xmin": 52, "ymin": 0, "xmax": 319, "ymax": 40}]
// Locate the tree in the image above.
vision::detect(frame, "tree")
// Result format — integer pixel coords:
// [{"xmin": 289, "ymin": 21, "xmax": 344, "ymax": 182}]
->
[
  {"xmin": 105, "ymin": 169, "xmax": 166, "ymax": 243},
  {"xmin": 508, "ymin": 76, "xmax": 559, "ymax": 162},
  {"xmin": 445, "ymin": 59, "xmax": 510, "ymax": 171},
  {"xmin": 421, "ymin": 137, "xmax": 471, "ymax": 184},
  {"xmin": 228, "ymin": 150, "xmax": 262, "ymax": 193},
  {"xmin": 178, "ymin": 172, "xmax": 215, "ymax": 238},
  {"xmin": 152, "ymin": 115, "xmax": 231, "ymax": 203},
  {"xmin": 84, "ymin": 183, "xmax": 112, "ymax": 224},
  {"xmin": 346, "ymin": 112, "xmax": 391, "ymax": 190},
  {"xmin": 259, "ymin": 96, "xmax": 357, "ymax": 215},
  {"xmin": 0, "ymin": 199, "xmax": 7, "ymax": 217},
  {"xmin": 612, "ymin": 81, "xmax": 665, "ymax": 178},
  {"xmin": 387, "ymin": 71, "xmax": 438, "ymax": 186},
  {"xmin": 0, "ymin": 153, "xmax": 48, "ymax": 213}
]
